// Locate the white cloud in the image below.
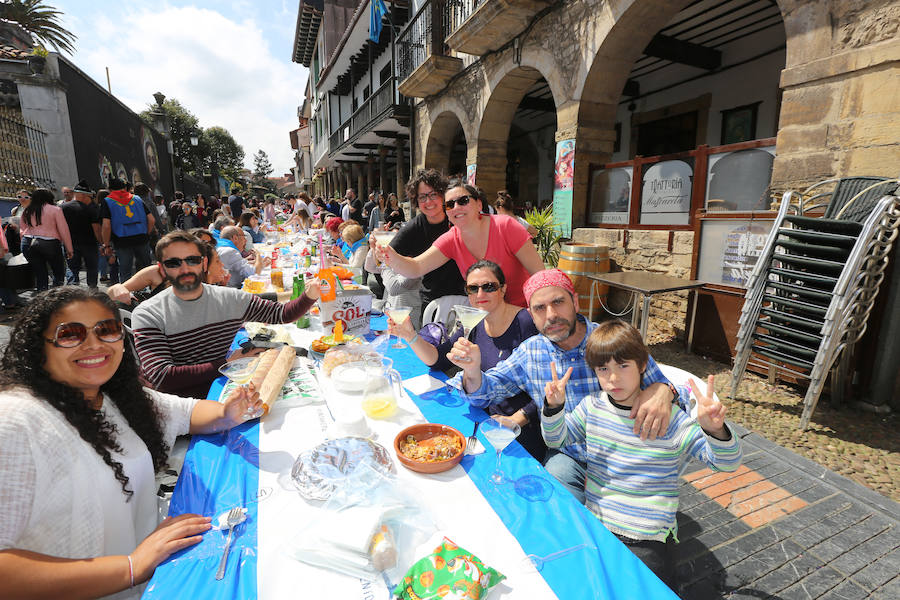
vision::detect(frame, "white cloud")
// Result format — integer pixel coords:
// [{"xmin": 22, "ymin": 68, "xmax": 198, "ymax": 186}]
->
[{"xmin": 69, "ymin": 4, "xmax": 309, "ymax": 175}]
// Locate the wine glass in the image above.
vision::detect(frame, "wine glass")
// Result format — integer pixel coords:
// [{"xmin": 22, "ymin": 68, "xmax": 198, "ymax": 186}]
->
[
  {"xmin": 451, "ymin": 305, "xmax": 488, "ymax": 362},
  {"xmin": 481, "ymin": 415, "xmax": 521, "ymax": 484},
  {"xmin": 386, "ymin": 305, "xmax": 412, "ymax": 349},
  {"xmin": 218, "ymin": 357, "xmax": 263, "ymax": 420}
]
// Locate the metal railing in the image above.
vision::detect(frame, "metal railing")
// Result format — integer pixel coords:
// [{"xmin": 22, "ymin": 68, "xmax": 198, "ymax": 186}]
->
[
  {"xmin": 397, "ymin": 0, "xmax": 437, "ymax": 82},
  {"xmin": 443, "ymin": 0, "xmax": 479, "ymax": 39},
  {"xmin": 0, "ymin": 106, "xmax": 54, "ymax": 196},
  {"xmin": 329, "ymin": 77, "xmax": 404, "ymax": 155}
]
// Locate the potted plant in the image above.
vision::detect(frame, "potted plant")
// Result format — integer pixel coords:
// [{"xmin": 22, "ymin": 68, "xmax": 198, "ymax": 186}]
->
[
  {"xmin": 525, "ymin": 205, "xmax": 566, "ymax": 267},
  {"xmin": 28, "ymin": 46, "xmax": 48, "ymax": 74}
]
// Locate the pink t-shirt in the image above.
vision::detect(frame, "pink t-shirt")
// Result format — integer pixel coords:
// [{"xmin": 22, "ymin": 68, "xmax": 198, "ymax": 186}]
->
[
  {"xmin": 434, "ymin": 214, "xmax": 533, "ymax": 307},
  {"xmin": 19, "ymin": 204, "xmax": 73, "ymax": 254}
]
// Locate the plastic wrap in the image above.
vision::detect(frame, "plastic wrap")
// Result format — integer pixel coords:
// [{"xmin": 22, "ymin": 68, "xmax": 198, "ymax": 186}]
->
[{"xmin": 284, "ymin": 462, "xmax": 438, "ymax": 586}]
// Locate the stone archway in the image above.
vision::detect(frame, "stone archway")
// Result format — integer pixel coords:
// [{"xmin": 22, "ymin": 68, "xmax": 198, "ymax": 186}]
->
[
  {"xmin": 423, "ymin": 110, "xmax": 468, "ymax": 175},
  {"xmin": 474, "ymin": 62, "xmax": 562, "ymax": 201},
  {"xmin": 570, "ymin": 0, "xmax": 800, "ymax": 226}
]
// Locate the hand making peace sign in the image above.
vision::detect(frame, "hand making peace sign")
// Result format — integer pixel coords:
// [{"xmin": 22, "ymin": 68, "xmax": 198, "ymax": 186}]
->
[
  {"xmin": 544, "ymin": 361, "xmax": 573, "ymax": 409},
  {"xmin": 689, "ymin": 375, "xmax": 729, "ymax": 439}
]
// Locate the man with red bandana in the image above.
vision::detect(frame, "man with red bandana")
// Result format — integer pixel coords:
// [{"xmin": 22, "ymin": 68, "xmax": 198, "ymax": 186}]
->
[{"xmin": 448, "ymin": 269, "xmax": 689, "ymax": 502}]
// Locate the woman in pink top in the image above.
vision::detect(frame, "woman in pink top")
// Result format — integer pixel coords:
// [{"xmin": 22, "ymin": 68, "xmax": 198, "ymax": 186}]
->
[
  {"xmin": 382, "ymin": 179, "xmax": 544, "ymax": 306},
  {"xmin": 19, "ymin": 188, "xmax": 74, "ymax": 290}
]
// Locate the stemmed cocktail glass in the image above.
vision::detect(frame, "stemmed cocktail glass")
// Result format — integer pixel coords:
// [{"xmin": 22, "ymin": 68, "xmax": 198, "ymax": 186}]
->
[
  {"xmin": 481, "ymin": 415, "xmax": 521, "ymax": 484},
  {"xmin": 218, "ymin": 357, "xmax": 263, "ymax": 420},
  {"xmin": 452, "ymin": 305, "xmax": 488, "ymax": 362},
  {"xmin": 386, "ymin": 305, "xmax": 413, "ymax": 349}
]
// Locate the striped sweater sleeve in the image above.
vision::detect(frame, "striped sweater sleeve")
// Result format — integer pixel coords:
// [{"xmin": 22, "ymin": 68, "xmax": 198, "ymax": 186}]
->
[
  {"xmin": 681, "ymin": 419, "xmax": 742, "ymax": 473},
  {"xmin": 540, "ymin": 396, "xmax": 589, "ymax": 453},
  {"xmin": 133, "ymin": 324, "xmax": 228, "ymax": 395},
  {"xmin": 242, "ymin": 293, "xmax": 316, "ymax": 323}
]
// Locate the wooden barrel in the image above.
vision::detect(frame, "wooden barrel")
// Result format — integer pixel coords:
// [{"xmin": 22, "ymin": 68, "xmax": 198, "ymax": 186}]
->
[{"xmin": 558, "ymin": 243, "xmax": 610, "ymax": 316}]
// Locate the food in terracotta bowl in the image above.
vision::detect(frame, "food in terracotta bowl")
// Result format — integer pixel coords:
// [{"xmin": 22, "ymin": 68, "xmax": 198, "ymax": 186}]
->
[{"xmin": 394, "ymin": 424, "xmax": 465, "ymax": 474}]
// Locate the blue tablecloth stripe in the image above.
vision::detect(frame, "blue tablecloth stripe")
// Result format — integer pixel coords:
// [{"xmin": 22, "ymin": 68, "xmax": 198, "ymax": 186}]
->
[{"xmin": 388, "ymin": 344, "xmax": 678, "ymax": 600}]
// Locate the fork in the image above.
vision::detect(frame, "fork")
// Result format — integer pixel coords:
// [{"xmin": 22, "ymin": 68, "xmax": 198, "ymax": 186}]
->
[
  {"xmin": 465, "ymin": 420, "xmax": 484, "ymax": 455},
  {"xmin": 215, "ymin": 507, "xmax": 244, "ymax": 580},
  {"xmin": 524, "ymin": 544, "xmax": 591, "ymax": 571}
]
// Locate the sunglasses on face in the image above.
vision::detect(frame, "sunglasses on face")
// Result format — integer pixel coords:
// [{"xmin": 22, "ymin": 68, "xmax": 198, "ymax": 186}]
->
[
  {"xmin": 417, "ymin": 191, "xmax": 440, "ymax": 203},
  {"xmin": 45, "ymin": 319, "xmax": 124, "ymax": 348},
  {"xmin": 444, "ymin": 195, "xmax": 474, "ymax": 210},
  {"xmin": 466, "ymin": 282, "xmax": 501, "ymax": 294},
  {"xmin": 161, "ymin": 255, "xmax": 204, "ymax": 269}
]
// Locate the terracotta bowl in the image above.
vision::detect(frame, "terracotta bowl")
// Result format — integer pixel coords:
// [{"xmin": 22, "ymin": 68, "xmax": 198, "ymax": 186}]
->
[{"xmin": 394, "ymin": 423, "xmax": 465, "ymax": 474}]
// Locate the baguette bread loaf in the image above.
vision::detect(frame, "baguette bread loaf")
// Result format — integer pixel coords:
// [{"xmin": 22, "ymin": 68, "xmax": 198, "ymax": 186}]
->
[{"xmin": 258, "ymin": 345, "xmax": 297, "ymax": 414}]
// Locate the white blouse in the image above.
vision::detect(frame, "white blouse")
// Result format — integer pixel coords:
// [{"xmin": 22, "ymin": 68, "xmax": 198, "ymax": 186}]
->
[{"xmin": 0, "ymin": 386, "xmax": 198, "ymax": 599}]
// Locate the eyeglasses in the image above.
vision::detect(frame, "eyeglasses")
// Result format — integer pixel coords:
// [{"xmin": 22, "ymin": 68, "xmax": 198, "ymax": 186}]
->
[
  {"xmin": 161, "ymin": 255, "xmax": 204, "ymax": 269},
  {"xmin": 466, "ymin": 282, "xmax": 501, "ymax": 294},
  {"xmin": 16, "ymin": 195, "xmax": 29, "ymax": 200},
  {"xmin": 45, "ymin": 319, "xmax": 124, "ymax": 348},
  {"xmin": 444, "ymin": 196, "xmax": 473, "ymax": 210},
  {"xmin": 417, "ymin": 191, "xmax": 440, "ymax": 203}
]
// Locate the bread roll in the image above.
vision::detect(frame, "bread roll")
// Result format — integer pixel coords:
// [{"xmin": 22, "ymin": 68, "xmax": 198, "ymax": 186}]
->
[{"xmin": 258, "ymin": 346, "xmax": 297, "ymax": 414}]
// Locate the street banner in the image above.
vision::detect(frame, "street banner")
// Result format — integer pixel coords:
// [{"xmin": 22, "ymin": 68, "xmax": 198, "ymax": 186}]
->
[{"xmin": 552, "ymin": 139, "xmax": 575, "ymax": 237}]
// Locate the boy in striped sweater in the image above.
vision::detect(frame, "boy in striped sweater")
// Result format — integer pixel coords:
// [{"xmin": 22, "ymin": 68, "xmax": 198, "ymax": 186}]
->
[{"xmin": 541, "ymin": 320, "xmax": 741, "ymax": 589}]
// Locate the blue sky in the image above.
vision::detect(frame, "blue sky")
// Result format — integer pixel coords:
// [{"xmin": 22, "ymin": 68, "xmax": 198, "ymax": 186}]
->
[{"xmin": 52, "ymin": 0, "xmax": 310, "ymax": 174}]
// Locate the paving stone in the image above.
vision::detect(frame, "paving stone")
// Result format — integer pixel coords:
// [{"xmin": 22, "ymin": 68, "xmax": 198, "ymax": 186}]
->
[
  {"xmin": 826, "ymin": 579, "xmax": 871, "ymax": 600},
  {"xmin": 829, "ymin": 527, "xmax": 898, "ymax": 576},
  {"xmin": 679, "ymin": 576, "xmax": 726, "ymax": 600},
  {"xmin": 751, "ymin": 538, "xmax": 805, "ymax": 569},
  {"xmin": 711, "ymin": 527, "xmax": 783, "ymax": 567},
  {"xmin": 720, "ymin": 555, "xmax": 774, "ymax": 590},
  {"xmin": 749, "ymin": 551, "xmax": 825, "ymax": 595},
  {"xmin": 768, "ymin": 470, "xmax": 804, "ymax": 487},
  {"xmin": 694, "ymin": 520, "xmax": 752, "ymax": 549},
  {"xmin": 870, "ymin": 575, "xmax": 900, "ymax": 599},
  {"xmin": 792, "ymin": 483, "xmax": 835, "ymax": 503},
  {"xmin": 753, "ymin": 460, "xmax": 794, "ymax": 479},
  {"xmin": 850, "ymin": 547, "xmax": 900, "ymax": 592},
  {"xmin": 695, "ymin": 507, "xmax": 745, "ymax": 532},
  {"xmin": 779, "ymin": 566, "xmax": 845, "ymax": 598},
  {"xmin": 673, "ymin": 537, "xmax": 711, "ymax": 563},
  {"xmin": 683, "ymin": 497, "xmax": 724, "ymax": 519}
]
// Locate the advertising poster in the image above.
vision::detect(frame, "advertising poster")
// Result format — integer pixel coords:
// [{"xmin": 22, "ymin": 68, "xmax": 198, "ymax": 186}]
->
[
  {"xmin": 552, "ymin": 139, "xmax": 575, "ymax": 237},
  {"xmin": 466, "ymin": 163, "xmax": 476, "ymax": 186}
]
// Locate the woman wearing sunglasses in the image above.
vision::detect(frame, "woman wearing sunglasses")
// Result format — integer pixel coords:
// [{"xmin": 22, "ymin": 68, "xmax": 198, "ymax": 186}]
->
[
  {"xmin": 389, "ymin": 260, "xmax": 546, "ymax": 460},
  {"xmin": 381, "ymin": 178, "xmax": 543, "ymax": 307},
  {"xmin": 0, "ymin": 287, "xmax": 262, "ymax": 599}
]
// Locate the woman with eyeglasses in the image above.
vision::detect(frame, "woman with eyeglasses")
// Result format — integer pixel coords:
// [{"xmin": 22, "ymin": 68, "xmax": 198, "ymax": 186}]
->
[
  {"xmin": 19, "ymin": 188, "xmax": 74, "ymax": 291},
  {"xmin": 389, "ymin": 259, "xmax": 546, "ymax": 460},
  {"xmin": 0, "ymin": 287, "xmax": 262, "ymax": 599},
  {"xmin": 381, "ymin": 178, "xmax": 544, "ymax": 307}
]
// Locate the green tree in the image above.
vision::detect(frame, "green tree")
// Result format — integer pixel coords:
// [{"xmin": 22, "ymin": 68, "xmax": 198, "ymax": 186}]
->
[
  {"xmin": 140, "ymin": 98, "xmax": 200, "ymax": 174},
  {"xmin": 0, "ymin": 0, "xmax": 76, "ymax": 54},
  {"xmin": 198, "ymin": 126, "xmax": 244, "ymax": 182},
  {"xmin": 251, "ymin": 149, "xmax": 275, "ymax": 192}
]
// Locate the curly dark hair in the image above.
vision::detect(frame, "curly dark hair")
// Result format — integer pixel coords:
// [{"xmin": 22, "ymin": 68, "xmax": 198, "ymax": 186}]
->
[
  {"xmin": 405, "ymin": 168, "xmax": 448, "ymax": 207},
  {"xmin": 0, "ymin": 287, "xmax": 169, "ymax": 499}
]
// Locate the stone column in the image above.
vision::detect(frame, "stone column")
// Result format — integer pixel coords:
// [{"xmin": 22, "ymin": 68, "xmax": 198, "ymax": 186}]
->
[
  {"xmin": 379, "ymin": 145, "xmax": 388, "ymax": 194},
  {"xmin": 396, "ymin": 137, "xmax": 406, "ymax": 201},
  {"xmin": 366, "ymin": 154, "xmax": 375, "ymax": 196},
  {"xmin": 356, "ymin": 163, "xmax": 365, "ymax": 199}
]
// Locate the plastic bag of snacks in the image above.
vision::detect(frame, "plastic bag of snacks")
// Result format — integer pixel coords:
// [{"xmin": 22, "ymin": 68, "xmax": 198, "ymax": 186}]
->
[{"xmin": 393, "ymin": 537, "xmax": 505, "ymax": 600}]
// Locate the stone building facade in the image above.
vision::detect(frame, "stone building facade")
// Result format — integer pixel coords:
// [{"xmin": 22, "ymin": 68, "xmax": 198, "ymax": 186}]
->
[{"xmin": 404, "ymin": 0, "xmax": 899, "ymax": 338}]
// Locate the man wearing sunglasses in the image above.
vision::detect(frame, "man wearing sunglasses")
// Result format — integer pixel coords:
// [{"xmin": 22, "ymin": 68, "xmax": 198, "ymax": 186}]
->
[
  {"xmin": 131, "ymin": 231, "xmax": 320, "ymax": 399},
  {"xmin": 389, "ymin": 169, "xmax": 465, "ymax": 312}
]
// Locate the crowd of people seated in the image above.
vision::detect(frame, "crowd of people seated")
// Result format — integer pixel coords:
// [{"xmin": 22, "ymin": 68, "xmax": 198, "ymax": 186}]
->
[{"xmin": 0, "ymin": 170, "xmax": 739, "ymax": 598}]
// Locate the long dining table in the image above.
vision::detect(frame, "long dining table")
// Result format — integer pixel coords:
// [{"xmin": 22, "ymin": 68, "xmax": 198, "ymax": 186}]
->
[{"xmin": 142, "ymin": 319, "xmax": 678, "ymax": 599}]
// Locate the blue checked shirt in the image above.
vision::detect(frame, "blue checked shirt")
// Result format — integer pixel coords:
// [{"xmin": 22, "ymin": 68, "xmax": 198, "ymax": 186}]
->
[{"xmin": 451, "ymin": 316, "xmax": 689, "ymax": 463}]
